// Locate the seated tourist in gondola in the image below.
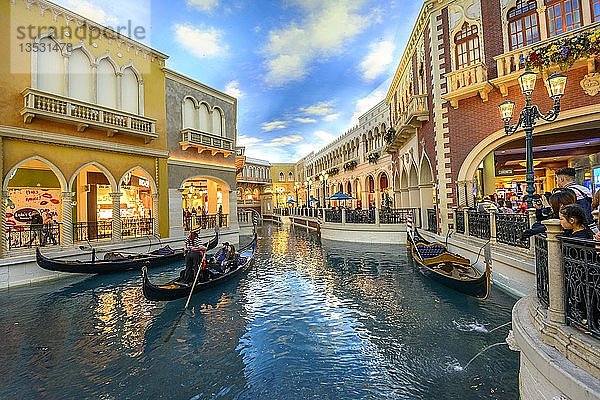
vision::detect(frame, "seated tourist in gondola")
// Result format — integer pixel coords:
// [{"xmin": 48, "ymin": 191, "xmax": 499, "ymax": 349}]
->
[
  {"xmin": 209, "ymin": 242, "xmax": 235, "ymax": 274},
  {"xmin": 177, "ymin": 229, "xmax": 207, "ymax": 285}
]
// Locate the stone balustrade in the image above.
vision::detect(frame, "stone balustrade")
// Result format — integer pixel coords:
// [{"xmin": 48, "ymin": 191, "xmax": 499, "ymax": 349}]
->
[
  {"xmin": 180, "ymin": 128, "xmax": 234, "ymax": 156},
  {"xmin": 443, "ymin": 62, "xmax": 493, "ymax": 108}
]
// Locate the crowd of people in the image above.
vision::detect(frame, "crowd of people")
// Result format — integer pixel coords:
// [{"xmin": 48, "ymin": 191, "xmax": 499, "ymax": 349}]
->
[{"xmin": 476, "ymin": 168, "xmax": 600, "ymax": 241}]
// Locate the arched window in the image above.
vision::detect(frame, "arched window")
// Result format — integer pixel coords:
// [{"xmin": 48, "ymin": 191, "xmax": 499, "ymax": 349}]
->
[
  {"xmin": 279, "ymin": 172, "xmax": 285, "ymax": 182},
  {"xmin": 121, "ymin": 67, "xmax": 140, "ymax": 114},
  {"xmin": 68, "ymin": 48, "xmax": 93, "ymax": 102},
  {"xmin": 199, "ymin": 103, "xmax": 210, "ymax": 132},
  {"xmin": 37, "ymin": 37, "xmax": 64, "ymax": 95},
  {"xmin": 212, "ymin": 108, "xmax": 223, "ymax": 136},
  {"xmin": 454, "ymin": 23, "xmax": 480, "ymax": 70},
  {"xmin": 508, "ymin": 0, "xmax": 540, "ymax": 49},
  {"xmin": 183, "ymin": 98, "xmax": 198, "ymax": 129},
  {"xmin": 97, "ymin": 58, "xmax": 118, "ymax": 109},
  {"xmin": 288, "ymin": 172, "xmax": 294, "ymax": 182},
  {"xmin": 592, "ymin": 0, "xmax": 600, "ymax": 21},
  {"xmin": 546, "ymin": 0, "xmax": 582, "ymax": 37}
]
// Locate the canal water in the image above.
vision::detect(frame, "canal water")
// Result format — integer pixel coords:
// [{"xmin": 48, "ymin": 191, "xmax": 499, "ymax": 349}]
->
[{"xmin": 0, "ymin": 223, "xmax": 519, "ymax": 399}]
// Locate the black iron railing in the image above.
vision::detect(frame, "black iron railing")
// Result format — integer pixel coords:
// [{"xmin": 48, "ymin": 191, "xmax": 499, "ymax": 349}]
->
[
  {"xmin": 467, "ymin": 211, "xmax": 491, "ymax": 240},
  {"xmin": 426, "ymin": 208, "xmax": 437, "ymax": 233},
  {"xmin": 380, "ymin": 208, "xmax": 420, "ymax": 225},
  {"xmin": 74, "ymin": 220, "xmax": 113, "ymax": 242},
  {"xmin": 455, "ymin": 209, "xmax": 465, "ymax": 234},
  {"xmin": 6, "ymin": 223, "xmax": 62, "ymax": 249},
  {"xmin": 345, "ymin": 209, "xmax": 375, "ymax": 224},
  {"xmin": 534, "ymin": 235, "xmax": 549, "ymax": 308},
  {"xmin": 496, "ymin": 213, "xmax": 530, "ymax": 249},
  {"xmin": 121, "ymin": 218, "xmax": 154, "ymax": 237},
  {"xmin": 325, "ymin": 209, "xmax": 342, "ymax": 223},
  {"xmin": 562, "ymin": 237, "xmax": 600, "ymax": 340},
  {"xmin": 184, "ymin": 214, "xmax": 228, "ymax": 231}
]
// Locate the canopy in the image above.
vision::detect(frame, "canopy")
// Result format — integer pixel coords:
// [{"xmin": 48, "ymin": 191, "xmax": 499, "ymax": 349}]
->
[
  {"xmin": 309, "ymin": 197, "xmax": 319, "ymax": 203},
  {"xmin": 286, "ymin": 198, "xmax": 296, "ymax": 204},
  {"xmin": 326, "ymin": 192, "xmax": 354, "ymax": 200}
]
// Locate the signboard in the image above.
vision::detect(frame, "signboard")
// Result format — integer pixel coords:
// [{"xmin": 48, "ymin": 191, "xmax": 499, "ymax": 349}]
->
[
  {"xmin": 5, "ymin": 188, "xmax": 61, "ymax": 227},
  {"xmin": 593, "ymin": 166, "xmax": 600, "ymax": 192},
  {"xmin": 496, "ymin": 168, "xmax": 514, "ymax": 177}
]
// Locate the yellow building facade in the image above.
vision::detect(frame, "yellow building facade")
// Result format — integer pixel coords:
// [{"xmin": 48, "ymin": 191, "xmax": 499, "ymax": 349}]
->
[{"xmin": 0, "ymin": 0, "xmax": 170, "ymax": 255}]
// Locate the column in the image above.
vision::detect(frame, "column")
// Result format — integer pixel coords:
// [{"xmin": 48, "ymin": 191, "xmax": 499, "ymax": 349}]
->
[
  {"xmin": 61, "ymin": 192, "xmax": 75, "ymax": 246},
  {"xmin": 374, "ymin": 189, "xmax": 381, "ymax": 210},
  {"xmin": 489, "ymin": 208, "xmax": 497, "ymax": 244},
  {"xmin": 542, "ymin": 219, "xmax": 565, "ymax": 324},
  {"xmin": 537, "ymin": 7, "xmax": 548, "ymax": 41},
  {"xmin": 152, "ymin": 192, "xmax": 159, "ymax": 236},
  {"xmin": 207, "ymin": 180, "xmax": 218, "ymax": 214},
  {"xmin": 456, "ymin": 180, "xmax": 466, "ymax": 207},
  {"xmin": 465, "ymin": 180, "xmax": 475, "ymax": 208},
  {"xmin": 229, "ymin": 189, "xmax": 240, "ymax": 230},
  {"xmin": 581, "ymin": 2, "xmax": 592, "ymax": 25},
  {"xmin": 110, "ymin": 192, "xmax": 122, "ymax": 242},
  {"xmin": 1, "ymin": 191, "xmax": 8, "ymax": 256}
]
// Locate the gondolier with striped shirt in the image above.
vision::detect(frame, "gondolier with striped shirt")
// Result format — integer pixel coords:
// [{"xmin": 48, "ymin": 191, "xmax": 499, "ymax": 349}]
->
[{"xmin": 178, "ymin": 228, "xmax": 207, "ymax": 285}]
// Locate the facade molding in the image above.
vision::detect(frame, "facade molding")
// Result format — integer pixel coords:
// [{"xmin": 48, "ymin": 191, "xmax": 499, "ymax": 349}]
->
[
  {"xmin": 167, "ymin": 158, "xmax": 236, "ymax": 172},
  {"xmin": 164, "ymin": 69, "xmax": 236, "ymax": 105}
]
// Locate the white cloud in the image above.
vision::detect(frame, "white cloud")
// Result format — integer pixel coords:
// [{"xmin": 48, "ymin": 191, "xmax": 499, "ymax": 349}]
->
[
  {"xmin": 173, "ymin": 23, "xmax": 228, "ymax": 58},
  {"xmin": 323, "ymin": 113, "xmax": 340, "ymax": 122},
  {"xmin": 186, "ymin": 0, "xmax": 218, "ymax": 12},
  {"xmin": 265, "ymin": 134, "xmax": 304, "ymax": 147},
  {"xmin": 64, "ymin": 0, "xmax": 119, "ymax": 26},
  {"xmin": 224, "ymin": 80, "xmax": 244, "ymax": 98},
  {"xmin": 350, "ymin": 88, "xmax": 386, "ymax": 126},
  {"xmin": 263, "ymin": 1, "xmax": 370, "ymax": 86},
  {"xmin": 237, "ymin": 135, "xmax": 263, "ymax": 147},
  {"xmin": 360, "ymin": 40, "xmax": 395, "ymax": 81},
  {"xmin": 261, "ymin": 120, "xmax": 287, "ymax": 132},
  {"xmin": 294, "ymin": 117, "xmax": 317, "ymax": 124},
  {"xmin": 300, "ymin": 101, "xmax": 335, "ymax": 116}
]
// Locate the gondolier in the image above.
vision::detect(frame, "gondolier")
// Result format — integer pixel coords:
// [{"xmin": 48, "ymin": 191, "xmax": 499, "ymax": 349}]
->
[{"xmin": 178, "ymin": 228, "xmax": 207, "ymax": 285}]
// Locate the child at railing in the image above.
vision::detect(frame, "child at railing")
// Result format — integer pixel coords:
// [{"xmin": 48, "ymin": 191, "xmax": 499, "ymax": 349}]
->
[{"xmin": 559, "ymin": 204, "xmax": 593, "ymax": 240}]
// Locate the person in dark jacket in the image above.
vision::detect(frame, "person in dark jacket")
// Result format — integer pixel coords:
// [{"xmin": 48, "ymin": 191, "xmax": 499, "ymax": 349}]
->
[
  {"xmin": 559, "ymin": 204, "xmax": 593, "ymax": 240},
  {"xmin": 27, "ymin": 210, "xmax": 44, "ymax": 247},
  {"xmin": 520, "ymin": 190, "xmax": 576, "ymax": 241}
]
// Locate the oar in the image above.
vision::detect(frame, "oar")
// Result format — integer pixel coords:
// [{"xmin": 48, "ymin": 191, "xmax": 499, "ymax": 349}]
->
[{"xmin": 163, "ymin": 251, "xmax": 206, "ymax": 343}]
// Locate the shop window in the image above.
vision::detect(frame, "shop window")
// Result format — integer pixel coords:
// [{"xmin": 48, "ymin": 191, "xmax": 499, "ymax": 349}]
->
[
  {"xmin": 593, "ymin": 0, "xmax": 600, "ymax": 21},
  {"xmin": 508, "ymin": 0, "xmax": 540, "ymax": 50},
  {"xmin": 546, "ymin": 0, "xmax": 582, "ymax": 37},
  {"xmin": 455, "ymin": 23, "xmax": 481, "ymax": 70}
]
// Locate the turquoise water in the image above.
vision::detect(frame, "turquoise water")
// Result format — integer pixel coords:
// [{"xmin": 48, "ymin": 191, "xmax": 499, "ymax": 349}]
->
[{"xmin": 0, "ymin": 224, "xmax": 518, "ymax": 399}]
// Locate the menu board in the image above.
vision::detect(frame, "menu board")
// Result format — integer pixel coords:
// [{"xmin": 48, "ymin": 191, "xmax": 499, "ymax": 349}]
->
[{"xmin": 5, "ymin": 188, "xmax": 61, "ymax": 227}]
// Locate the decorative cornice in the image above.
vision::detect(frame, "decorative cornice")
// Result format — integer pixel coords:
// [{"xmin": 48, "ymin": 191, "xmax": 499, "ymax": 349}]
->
[
  {"xmin": 164, "ymin": 69, "xmax": 236, "ymax": 104},
  {"xmin": 0, "ymin": 125, "xmax": 169, "ymax": 158},
  {"xmin": 167, "ymin": 158, "xmax": 236, "ymax": 172}
]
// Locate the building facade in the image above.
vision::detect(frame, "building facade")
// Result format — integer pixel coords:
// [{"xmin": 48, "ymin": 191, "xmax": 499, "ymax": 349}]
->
[
  {"xmin": 386, "ymin": 0, "xmax": 600, "ymax": 235},
  {"xmin": 164, "ymin": 69, "xmax": 238, "ymax": 238},
  {"xmin": 236, "ymin": 152, "xmax": 271, "ymax": 214},
  {"xmin": 1, "ymin": 0, "xmax": 170, "ymax": 256}
]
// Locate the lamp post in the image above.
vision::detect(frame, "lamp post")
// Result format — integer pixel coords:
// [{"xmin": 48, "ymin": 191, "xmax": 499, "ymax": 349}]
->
[
  {"xmin": 276, "ymin": 186, "xmax": 284, "ymax": 209},
  {"xmin": 294, "ymin": 182, "xmax": 300, "ymax": 207},
  {"xmin": 498, "ymin": 70, "xmax": 567, "ymax": 207},
  {"xmin": 319, "ymin": 172, "xmax": 329, "ymax": 209},
  {"xmin": 305, "ymin": 178, "xmax": 312, "ymax": 208}
]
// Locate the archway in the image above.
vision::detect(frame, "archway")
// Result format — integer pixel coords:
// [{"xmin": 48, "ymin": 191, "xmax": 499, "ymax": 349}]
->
[
  {"xmin": 3, "ymin": 157, "xmax": 67, "ymax": 249},
  {"xmin": 419, "ymin": 156, "xmax": 435, "ymax": 228},
  {"xmin": 400, "ymin": 168, "xmax": 409, "ymax": 208},
  {"xmin": 180, "ymin": 176, "xmax": 231, "ymax": 231},
  {"xmin": 366, "ymin": 175, "xmax": 375, "ymax": 208},
  {"xmin": 408, "ymin": 163, "xmax": 419, "ymax": 208},
  {"xmin": 118, "ymin": 167, "xmax": 157, "ymax": 237},
  {"xmin": 378, "ymin": 172, "xmax": 391, "ymax": 209}
]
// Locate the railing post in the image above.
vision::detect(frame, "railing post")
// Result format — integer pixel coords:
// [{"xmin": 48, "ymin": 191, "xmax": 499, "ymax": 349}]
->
[
  {"xmin": 464, "ymin": 210, "xmax": 470, "ymax": 236},
  {"xmin": 152, "ymin": 193, "xmax": 160, "ymax": 236},
  {"xmin": 527, "ymin": 208, "xmax": 537, "ymax": 255},
  {"xmin": 489, "ymin": 209, "xmax": 497, "ymax": 244},
  {"xmin": 542, "ymin": 219, "xmax": 566, "ymax": 324},
  {"xmin": 375, "ymin": 207, "xmax": 380, "ymax": 226},
  {"xmin": 110, "ymin": 192, "xmax": 122, "ymax": 243},
  {"xmin": 341, "ymin": 208, "xmax": 346, "ymax": 226},
  {"xmin": 61, "ymin": 192, "xmax": 75, "ymax": 246},
  {"xmin": 1, "ymin": 190, "xmax": 9, "ymax": 256}
]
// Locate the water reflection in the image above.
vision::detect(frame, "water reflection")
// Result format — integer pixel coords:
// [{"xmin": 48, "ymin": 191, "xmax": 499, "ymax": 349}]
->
[{"xmin": 0, "ymin": 223, "xmax": 518, "ymax": 399}]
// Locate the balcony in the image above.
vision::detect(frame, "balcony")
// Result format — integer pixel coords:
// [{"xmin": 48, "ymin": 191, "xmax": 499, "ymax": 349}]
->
[
  {"xmin": 492, "ymin": 22, "xmax": 599, "ymax": 96},
  {"xmin": 386, "ymin": 94, "xmax": 429, "ymax": 152},
  {"xmin": 238, "ymin": 176, "xmax": 272, "ymax": 184},
  {"xmin": 443, "ymin": 62, "xmax": 493, "ymax": 108},
  {"xmin": 180, "ymin": 128, "xmax": 234, "ymax": 157},
  {"xmin": 21, "ymin": 88, "xmax": 157, "ymax": 143}
]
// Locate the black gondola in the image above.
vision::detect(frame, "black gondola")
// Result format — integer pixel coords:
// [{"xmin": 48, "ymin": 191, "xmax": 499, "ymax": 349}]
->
[
  {"xmin": 142, "ymin": 233, "xmax": 257, "ymax": 301},
  {"xmin": 407, "ymin": 229, "xmax": 490, "ymax": 299},
  {"xmin": 36, "ymin": 231, "xmax": 219, "ymax": 274}
]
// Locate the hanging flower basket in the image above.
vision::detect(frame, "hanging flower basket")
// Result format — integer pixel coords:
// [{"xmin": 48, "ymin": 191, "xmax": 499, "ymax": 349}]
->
[{"xmin": 524, "ymin": 28, "xmax": 600, "ymax": 71}]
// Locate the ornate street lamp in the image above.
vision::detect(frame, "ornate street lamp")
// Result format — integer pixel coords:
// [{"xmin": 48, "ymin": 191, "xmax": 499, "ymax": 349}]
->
[
  {"xmin": 305, "ymin": 178, "xmax": 313, "ymax": 208},
  {"xmin": 498, "ymin": 70, "xmax": 567, "ymax": 207},
  {"xmin": 294, "ymin": 182, "xmax": 300, "ymax": 207},
  {"xmin": 319, "ymin": 172, "xmax": 329, "ymax": 208}
]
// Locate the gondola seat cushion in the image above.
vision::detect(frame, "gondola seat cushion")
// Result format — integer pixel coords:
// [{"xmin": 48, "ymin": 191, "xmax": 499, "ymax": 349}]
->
[
  {"xmin": 150, "ymin": 245, "xmax": 175, "ymax": 255},
  {"xmin": 416, "ymin": 244, "xmax": 446, "ymax": 259},
  {"xmin": 104, "ymin": 252, "xmax": 127, "ymax": 261}
]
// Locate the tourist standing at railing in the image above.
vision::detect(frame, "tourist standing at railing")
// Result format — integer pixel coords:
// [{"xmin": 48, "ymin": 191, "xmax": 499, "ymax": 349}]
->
[
  {"xmin": 41, "ymin": 212, "xmax": 57, "ymax": 246},
  {"xmin": 559, "ymin": 204, "xmax": 594, "ymax": 240},
  {"xmin": 555, "ymin": 168, "xmax": 595, "ymax": 232},
  {"xmin": 27, "ymin": 210, "xmax": 43, "ymax": 247},
  {"xmin": 477, "ymin": 196, "xmax": 498, "ymax": 213},
  {"xmin": 520, "ymin": 190, "xmax": 575, "ymax": 241},
  {"xmin": 497, "ymin": 199, "xmax": 514, "ymax": 213}
]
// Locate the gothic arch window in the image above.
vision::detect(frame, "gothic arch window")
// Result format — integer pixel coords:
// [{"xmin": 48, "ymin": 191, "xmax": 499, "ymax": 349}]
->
[
  {"xmin": 121, "ymin": 66, "xmax": 140, "ymax": 114},
  {"xmin": 212, "ymin": 108, "xmax": 223, "ymax": 136},
  {"xmin": 288, "ymin": 172, "xmax": 294, "ymax": 182},
  {"xmin": 279, "ymin": 172, "xmax": 285, "ymax": 182},
  {"xmin": 591, "ymin": 0, "xmax": 599, "ymax": 21},
  {"xmin": 68, "ymin": 47, "xmax": 93, "ymax": 102},
  {"xmin": 37, "ymin": 36, "xmax": 65, "ymax": 95},
  {"xmin": 508, "ymin": 0, "xmax": 540, "ymax": 49},
  {"xmin": 199, "ymin": 103, "xmax": 210, "ymax": 132},
  {"xmin": 546, "ymin": 0, "xmax": 582, "ymax": 37},
  {"xmin": 455, "ymin": 23, "xmax": 481, "ymax": 70},
  {"xmin": 97, "ymin": 57, "xmax": 118, "ymax": 109}
]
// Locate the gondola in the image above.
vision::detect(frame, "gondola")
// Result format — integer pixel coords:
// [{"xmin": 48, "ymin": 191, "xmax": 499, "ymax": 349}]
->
[
  {"xmin": 142, "ymin": 233, "xmax": 257, "ymax": 301},
  {"xmin": 36, "ymin": 231, "xmax": 219, "ymax": 274},
  {"xmin": 407, "ymin": 229, "xmax": 490, "ymax": 299}
]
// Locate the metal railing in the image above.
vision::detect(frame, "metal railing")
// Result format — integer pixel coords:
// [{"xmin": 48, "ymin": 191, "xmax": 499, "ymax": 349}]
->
[
  {"xmin": 325, "ymin": 209, "xmax": 342, "ymax": 223},
  {"xmin": 426, "ymin": 208, "xmax": 437, "ymax": 233},
  {"xmin": 455, "ymin": 209, "xmax": 465, "ymax": 234},
  {"xmin": 534, "ymin": 235, "xmax": 549, "ymax": 308},
  {"xmin": 467, "ymin": 211, "xmax": 491, "ymax": 240},
  {"xmin": 74, "ymin": 220, "xmax": 113, "ymax": 242},
  {"xmin": 184, "ymin": 214, "xmax": 228, "ymax": 231},
  {"xmin": 495, "ymin": 213, "xmax": 530, "ymax": 249},
  {"xmin": 345, "ymin": 209, "xmax": 375, "ymax": 224},
  {"xmin": 121, "ymin": 218, "xmax": 154, "ymax": 238},
  {"xmin": 562, "ymin": 237, "xmax": 600, "ymax": 339},
  {"xmin": 380, "ymin": 208, "xmax": 420, "ymax": 225},
  {"xmin": 6, "ymin": 223, "xmax": 62, "ymax": 250}
]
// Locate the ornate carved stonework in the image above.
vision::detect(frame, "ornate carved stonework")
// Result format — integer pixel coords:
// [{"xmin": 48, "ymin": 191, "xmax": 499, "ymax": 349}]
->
[
  {"xmin": 448, "ymin": 0, "xmax": 481, "ymax": 31},
  {"xmin": 505, "ymin": 330, "xmax": 519, "ymax": 352},
  {"xmin": 580, "ymin": 73, "xmax": 600, "ymax": 96}
]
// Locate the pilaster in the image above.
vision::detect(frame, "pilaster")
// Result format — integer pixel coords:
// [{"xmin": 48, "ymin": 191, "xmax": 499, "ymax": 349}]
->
[
  {"xmin": 1, "ymin": 191, "xmax": 9, "ymax": 256},
  {"xmin": 110, "ymin": 192, "xmax": 122, "ymax": 242},
  {"xmin": 61, "ymin": 192, "xmax": 75, "ymax": 245},
  {"xmin": 152, "ymin": 192, "xmax": 159, "ymax": 236}
]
